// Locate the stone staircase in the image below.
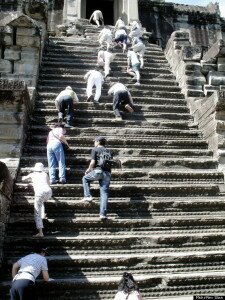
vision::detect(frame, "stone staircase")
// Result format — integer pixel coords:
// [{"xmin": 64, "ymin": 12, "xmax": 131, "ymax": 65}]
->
[{"xmin": 1, "ymin": 24, "xmax": 225, "ymax": 299}]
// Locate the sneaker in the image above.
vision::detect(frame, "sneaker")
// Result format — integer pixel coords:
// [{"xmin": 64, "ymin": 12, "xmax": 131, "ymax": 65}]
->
[
  {"xmin": 59, "ymin": 180, "xmax": 66, "ymax": 184},
  {"xmin": 50, "ymin": 181, "xmax": 57, "ymax": 185},
  {"xmin": 125, "ymin": 104, "xmax": 134, "ymax": 113},
  {"xmin": 65, "ymin": 124, "xmax": 74, "ymax": 128},
  {"xmin": 134, "ymin": 82, "xmax": 140, "ymax": 86},
  {"xmin": 99, "ymin": 215, "xmax": 107, "ymax": 220},
  {"xmin": 115, "ymin": 116, "xmax": 123, "ymax": 121},
  {"xmin": 82, "ymin": 196, "xmax": 93, "ymax": 202}
]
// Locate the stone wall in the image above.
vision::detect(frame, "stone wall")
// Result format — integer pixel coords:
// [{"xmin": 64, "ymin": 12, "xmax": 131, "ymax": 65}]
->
[
  {"xmin": 138, "ymin": 0, "xmax": 224, "ymax": 49},
  {"xmin": 0, "ymin": 79, "xmax": 32, "ymax": 160},
  {"xmin": 0, "ymin": 161, "xmax": 13, "ymax": 270},
  {"xmin": 0, "ymin": 13, "xmax": 43, "ymax": 87}
]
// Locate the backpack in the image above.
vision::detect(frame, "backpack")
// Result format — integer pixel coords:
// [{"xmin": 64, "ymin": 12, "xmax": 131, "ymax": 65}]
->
[{"xmin": 98, "ymin": 148, "xmax": 114, "ymax": 169}]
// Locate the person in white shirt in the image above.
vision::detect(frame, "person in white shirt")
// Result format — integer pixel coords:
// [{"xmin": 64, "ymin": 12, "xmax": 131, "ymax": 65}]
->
[
  {"xmin": 129, "ymin": 20, "xmax": 142, "ymax": 39},
  {"xmin": 99, "ymin": 27, "xmax": 112, "ymax": 51},
  {"xmin": 108, "ymin": 83, "xmax": 134, "ymax": 120},
  {"xmin": 115, "ymin": 17, "xmax": 126, "ymax": 30},
  {"xmin": 132, "ymin": 37, "xmax": 145, "ymax": 68},
  {"xmin": 114, "ymin": 28, "xmax": 128, "ymax": 53},
  {"xmin": 89, "ymin": 10, "xmax": 104, "ymax": 27},
  {"xmin": 97, "ymin": 49, "xmax": 115, "ymax": 77},
  {"xmin": 46, "ymin": 123, "xmax": 69, "ymax": 185},
  {"xmin": 10, "ymin": 247, "xmax": 50, "ymax": 300},
  {"xmin": 22, "ymin": 163, "xmax": 52, "ymax": 237},
  {"xmin": 84, "ymin": 70, "xmax": 104, "ymax": 102},
  {"xmin": 55, "ymin": 86, "xmax": 79, "ymax": 128},
  {"xmin": 114, "ymin": 272, "xmax": 142, "ymax": 300},
  {"xmin": 127, "ymin": 50, "xmax": 141, "ymax": 85}
]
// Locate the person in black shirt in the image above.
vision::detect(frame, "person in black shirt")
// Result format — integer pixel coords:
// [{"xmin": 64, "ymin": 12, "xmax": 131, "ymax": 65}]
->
[{"xmin": 82, "ymin": 136, "xmax": 112, "ymax": 219}]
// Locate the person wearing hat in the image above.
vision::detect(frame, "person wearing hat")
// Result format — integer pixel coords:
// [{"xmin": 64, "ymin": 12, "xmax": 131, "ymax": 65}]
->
[
  {"xmin": 114, "ymin": 272, "xmax": 142, "ymax": 300},
  {"xmin": 82, "ymin": 136, "xmax": 112, "ymax": 219},
  {"xmin": 22, "ymin": 163, "xmax": 52, "ymax": 237},
  {"xmin": 55, "ymin": 86, "xmax": 79, "ymax": 128},
  {"xmin": 10, "ymin": 247, "xmax": 50, "ymax": 300}
]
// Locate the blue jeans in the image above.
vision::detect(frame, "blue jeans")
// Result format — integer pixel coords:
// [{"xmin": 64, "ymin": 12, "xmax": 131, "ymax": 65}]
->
[
  {"xmin": 82, "ymin": 169, "xmax": 111, "ymax": 216},
  {"xmin": 10, "ymin": 279, "xmax": 36, "ymax": 300},
  {"xmin": 47, "ymin": 142, "xmax": 66, "ymax": 183}
]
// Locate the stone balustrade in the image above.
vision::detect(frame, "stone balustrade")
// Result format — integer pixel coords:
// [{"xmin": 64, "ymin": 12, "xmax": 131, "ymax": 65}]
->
[
  {"xmin": 0, "ymin": 161, "xmax": 13, "ymax": 270},
  {"xmin": 165, "ymin": 30, "xmax": 225, "ymax": 165}
]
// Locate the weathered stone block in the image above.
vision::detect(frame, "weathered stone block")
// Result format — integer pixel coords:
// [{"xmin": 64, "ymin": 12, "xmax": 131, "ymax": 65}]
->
[
  {"xmin": 16, "ymin": 27, "xmax": 37, "ymax": 36},
  {"xmin": 16, "ymin": 35, "xmax": 40, "ymax": 47},
  {"xmin": 218, "ymin": 58, "xmax": 225, "ymax": 72},
  {"xmin": 204, "ymin": 84, "xmax": 220, "ymax": 96},
  {"xmin": 186, "ymin": 89, "xmax": 204, "ymax": 97},
  {"xmin": 4, "ymin": 47, "xmax": 21, "ymax": 61},
  {"xmin": 182, "ymin": 46, "xmax": 202, "ymax": 61},
  {"xmin": 0, "ymin": 60, "xmax": 12, "ymax": 73},
  {"xmin": 201, "ymin": 61, "xmax": 217, "ymax": 75},
  {"xmin": 174, "ymin": 40, "xmax": 190, "ymax": 47},
  {"xmin": 3, "ymin": 35, "xmax": 13, "ymax": 46},
  {"xmin": 186, "ymin": 76, "xmax": 206, "ymax": 86},
  {"xmin": 21, "ymin": 47, "xmax": 39, "ymax": 60},
  {"xmin": 171, "ymin": 31, "xmax": 189, "ymax": 40},
  {"xmin": 208, "ymin": 71, "xmax": 225, "ymax": 86},
  {"xmin": 14, "ymin": 61, "xmax": 38, "ymax": 75},
  {"xmin": 184, "ymin": 63, "xmax": 201, "ymax": 72}
]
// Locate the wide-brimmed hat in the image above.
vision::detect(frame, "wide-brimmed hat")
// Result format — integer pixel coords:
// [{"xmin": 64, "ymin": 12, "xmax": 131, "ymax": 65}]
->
[{"xmin": 33, "ymin": 162, "xmax": 44, "ymax": 172}]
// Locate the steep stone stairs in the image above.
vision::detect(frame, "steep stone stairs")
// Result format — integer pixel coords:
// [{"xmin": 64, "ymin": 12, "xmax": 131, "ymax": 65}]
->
[{"xmin": 1, "ymin": 24, "xmax": 225, "ymax": 299}]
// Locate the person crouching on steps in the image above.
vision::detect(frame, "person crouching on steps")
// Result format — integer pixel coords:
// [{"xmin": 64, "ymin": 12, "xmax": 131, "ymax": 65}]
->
[
  {"xmin": 22, "ymin": 163, "xmax": 52, "ymax": 237},
  {"xmin": 82, "ymin": 136, "xmax": 112, "ymax": 220},
  {"xmin": 114, "ymin": 272, "xmax": 142, "ymax": 300}
]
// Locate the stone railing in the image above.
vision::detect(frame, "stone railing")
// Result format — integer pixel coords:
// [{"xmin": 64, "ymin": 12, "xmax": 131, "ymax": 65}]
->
[
  {"xmin": 165, "ymin": 30, "xmax": 225, "ymax": 167},
  {"xmin": 165, "ymin": 31, "xmax": 205, "ymax": 97},
  {"xmin": 0, "ymin": 161, "xmax": 13, "ymax": 270}
]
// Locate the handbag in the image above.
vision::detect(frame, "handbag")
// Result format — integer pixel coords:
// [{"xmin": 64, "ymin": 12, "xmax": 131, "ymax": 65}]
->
[{"xmin": 61, "ymin": 142, "xmax": 69, "ymax": 152}]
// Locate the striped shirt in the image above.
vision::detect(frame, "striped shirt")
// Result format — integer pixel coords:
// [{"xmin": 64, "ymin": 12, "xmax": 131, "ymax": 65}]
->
[{"xmin": 13, "ymin": 253, "xmax": 48, "ymax": 282}]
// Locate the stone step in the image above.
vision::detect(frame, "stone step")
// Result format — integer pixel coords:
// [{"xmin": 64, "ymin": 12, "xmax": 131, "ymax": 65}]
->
[
  {"xmin": 39, "ymin": 73, "xmax": 178, "ymax": 86},
  {"xmin": 32, "ymin": 108, "xmax": 192, "ymax": 121},
  {"xmin": 43, "ymin": 51, "xmax": 169, "ymax": 63},
  {"xmin": 23, "ymin": 144, "xmax": 211, "ymax": 158},
  {"xmin": 45, "ymin": 48, "xmax": 168, "ymax": 61},
  {"xmin": 3, "ymin": 250, "xmax": 225, "ymax": 278},
  {"xmin": 37, "ymin": 87, "xmax": 185, "ymax": 101},
  {"xmin": 36, "ymin": 94, "xmax": 185, "ymax": 105},
  {"xmin": 38, "ymin": 80, "xmax": 181, "ymax": 93},
  {"xmin": 40, "ymin": 59, "xmax": 171, "ymax": 71},
  {"xmin": 27, "ymin": 125, "xmax": 202, "ymax": 138},
  {"xmin": 29, "ymin": 116, "xmax": 196, "ymax": 130},
  {"xmin": 11, "ymin": 195, "xmax": 225, "ymax": 214},
  {"xmin": 1, "ymin": 271, "xmax": 225, "ymax": 299},
  {"xmin": 14, "ymin": 182, "xmax": 220, "ymax": 197},
  {"xmin": 35, "ymin": 102, "xmax": 188, "ymax": 114},
  {"xmin": 42, "ymin": 57, "xmax": 171, "ymax": 70},
  {"xmin": 17, "ymin": 168, "xmax": 223, "ymax": 184}
]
